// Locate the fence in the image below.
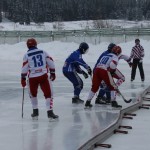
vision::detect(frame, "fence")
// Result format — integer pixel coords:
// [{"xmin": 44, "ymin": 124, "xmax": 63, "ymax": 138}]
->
[{"xmin": 0, "ymin": 28, "xmax": 150, "ymax": 44}]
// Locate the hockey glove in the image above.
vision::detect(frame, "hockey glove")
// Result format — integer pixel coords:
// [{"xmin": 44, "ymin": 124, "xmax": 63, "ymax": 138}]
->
[
  {"xmin": 82, "ymin": 71, "xmax": 88, "ymax": 79},
  {"xmin": 128, "ymin": 62, "xmax": 133, "ymax": 67},
  {"xmin": 50, "ymin": 73, "xmax": 56, "ymax": 81},
  {"xmin": 87, "ymin": 66, "xmax": 92, "ymax": 75},
  {"xmin": 21, "ymin": 78, "xmax": 26, "ymax": 87}
]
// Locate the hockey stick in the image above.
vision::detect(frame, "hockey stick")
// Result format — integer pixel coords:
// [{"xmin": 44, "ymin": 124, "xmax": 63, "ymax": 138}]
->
[
  {"xmin": 117, "ymin": 89, "xmax": 132, "ymax": 103},
  {"xmin": 22, "ymin": 87, "xmax": 25, "ymax": 118}
]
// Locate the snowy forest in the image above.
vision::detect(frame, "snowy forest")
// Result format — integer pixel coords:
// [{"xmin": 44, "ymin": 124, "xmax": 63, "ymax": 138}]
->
[{"xmin": 1, "ymin": 0, "xmax": 150, "ymax": 24}]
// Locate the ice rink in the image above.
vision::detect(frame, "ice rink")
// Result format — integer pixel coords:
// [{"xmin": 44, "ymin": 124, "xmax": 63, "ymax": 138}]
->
[{"xmin": 0, "ymin": 58, "xmax": 149, "ymax": 150}]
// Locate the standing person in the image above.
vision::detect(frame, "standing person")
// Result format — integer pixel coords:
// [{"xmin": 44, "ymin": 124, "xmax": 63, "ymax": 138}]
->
[
  {"xmin": 85, "ymin": 46, "xmax": 122, "ymax": 108},
  {"xmin": 62, "ymin": 42, "xmax": 92, "ymax": 104},
  {"xmin": 21, "ymin": 38, "xmax": 59, "ymax": 120},
  {"xmin": 130, "ymin": 39, "xmax": 145, "ymax": 82}
]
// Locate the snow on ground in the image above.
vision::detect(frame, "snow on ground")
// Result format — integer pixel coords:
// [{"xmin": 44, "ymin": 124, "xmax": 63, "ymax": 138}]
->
[
  {"xmin": 0, "ymin": 39, "xmax": 150, "ymax": 64},
  {"xmin": 1, "ymin": 19, "xmax": 150, "ymax": 31}
]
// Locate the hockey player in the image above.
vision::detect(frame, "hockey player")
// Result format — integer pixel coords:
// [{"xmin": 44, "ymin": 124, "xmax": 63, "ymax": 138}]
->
[
  {"xmin": 62, "ymin": 42, "xmax": 92, "ymax": 104},
  {"xmin": 21, "ymin": 38, "xmax": 58, "ymax": 120},
  {"xmin": 85, "ymin": 46, "xmax": 122, "ymax": 108},
  {"xmin": 92, "ymin": 43, "xmax": 116, "ymax": 105},
  {"xmin": 95, "ymin": 53, "xmax": 132, "ymax": 105}
]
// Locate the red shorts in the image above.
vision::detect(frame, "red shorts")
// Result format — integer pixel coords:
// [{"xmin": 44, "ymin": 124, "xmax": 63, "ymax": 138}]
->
[
  {"xmin": 91, "ymin": 68, "xmax": 116, "ymax": 93},
  {"xmin": 28, "ymin": 74, "xmax": 51, "ymax": 98}
]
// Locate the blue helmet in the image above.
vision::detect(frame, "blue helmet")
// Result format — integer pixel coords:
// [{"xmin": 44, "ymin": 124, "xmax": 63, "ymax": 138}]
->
[
  {"xmin": 108, "ymin": 43, "xmax": 116, "ymax": 52},
  {"xmin": 79, "ymin": 42, "xmax": 89, "ymax": 54}
]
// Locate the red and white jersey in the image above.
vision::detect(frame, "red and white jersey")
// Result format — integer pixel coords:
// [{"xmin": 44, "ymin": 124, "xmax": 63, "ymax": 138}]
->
[
  {"xmin": 21, "ymin": 48, "xmax": 55, "ymax": 78},
  {"xmin": 96, "ymin": 53, "xmax": 119, "ymax": 71}
]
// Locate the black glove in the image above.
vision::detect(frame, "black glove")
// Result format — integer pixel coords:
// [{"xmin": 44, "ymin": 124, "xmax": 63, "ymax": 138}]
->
[
  {"xmin": 50, "ymin": 69, "xmax": 56, "ymax": 81},
  {"xmin": 82, "ymin": 71, "xmax": 88, "ymax": 79},
  {"xmin": 50, "ymin": 73, "xmax": 56, "ymax": 81},
  {"xmin": 87, "ymin": 66, "xmax": 92, "ymax": 75},
  {"xmin": 128, "ymin": 62, "xmax": 133, "ymax": 67}
]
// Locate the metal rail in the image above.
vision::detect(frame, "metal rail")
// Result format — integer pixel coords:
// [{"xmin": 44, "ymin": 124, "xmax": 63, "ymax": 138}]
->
[
  {"xmin": 1, "ymin": 28, "xmax": 150, "ymax": 44},
  {"xmin": 78, "ymin": 86, "xmax": 150, "ymax": 150}
]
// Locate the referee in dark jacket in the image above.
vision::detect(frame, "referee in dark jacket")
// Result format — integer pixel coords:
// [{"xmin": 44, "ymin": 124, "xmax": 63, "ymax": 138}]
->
[{"xmin": 130, "ymin": 39, "xmax": 145, "ymax": 82}]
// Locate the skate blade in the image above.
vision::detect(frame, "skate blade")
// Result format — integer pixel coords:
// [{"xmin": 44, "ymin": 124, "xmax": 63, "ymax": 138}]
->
[
  {"xmin": 72, "ymin": 102, "xmax": 84, "ymax": 105},
  {"xmin": 49, "ymin": 118, "xmax": 59, "ymax": 122},
  {"xmin": 32, "ymin": 116, "xmax": 38, "ymax": 120},
  {"xmin": 95, "ymin": 103, "xmax": 107, "ymax": 106},
  {"xmin": 111, "ymin": 107, "xmax": 122, "ymax": 110},
  {"xmin": 84, "ymin": 106, "xmax": 92, "ymax": 110}
]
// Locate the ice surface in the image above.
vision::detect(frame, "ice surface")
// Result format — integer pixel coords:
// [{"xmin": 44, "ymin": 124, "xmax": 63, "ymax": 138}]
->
[{"xmin": 0, "ymin": 41, "xmax": 150, "ymax": 150}]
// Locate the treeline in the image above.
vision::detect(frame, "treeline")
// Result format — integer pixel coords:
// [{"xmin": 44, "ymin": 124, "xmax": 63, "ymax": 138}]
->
[{"xmin": 1, "ymin": 0, "xmax": 150, "ymax": 24}]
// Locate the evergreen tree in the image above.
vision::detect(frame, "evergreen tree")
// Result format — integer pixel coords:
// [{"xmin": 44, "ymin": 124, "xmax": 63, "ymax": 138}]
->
[
  {"xmin": 2, "ymin": 0, "xmax": 150, "ymax": 23},
  {"xmin": 0, "ymin": 1, "xmax": 2, "ymax": 22}
]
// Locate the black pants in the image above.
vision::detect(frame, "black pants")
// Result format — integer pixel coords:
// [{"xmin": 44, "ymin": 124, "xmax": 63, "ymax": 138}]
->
[{"xmin": 131, "ymin": 59, "xmax": 145, "ymax": 81}]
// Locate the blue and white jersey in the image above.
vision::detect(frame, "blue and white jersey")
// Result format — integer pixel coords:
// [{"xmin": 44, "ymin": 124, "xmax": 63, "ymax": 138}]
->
[
  {"xmin": 63, "ymin": 49, "xmax": 89, "ymax": 72},
  {"xmin": 94, "ymin": 50, "xmax": 110, "ymax": 70},
  {"xmin": 95, "ymin": 52, "xmax": 118, "ymax": 71}
]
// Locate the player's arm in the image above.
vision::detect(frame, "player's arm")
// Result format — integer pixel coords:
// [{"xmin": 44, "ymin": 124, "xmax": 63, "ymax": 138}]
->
[
  {"xmin": 21, "ymin": 54, "xmax": 29, "ymax": 87},
  {"xmin": 45, "ymin": 52, "xmax": 56, "ymax": 81},
  {"xmin": 119, "ymin": 54, "xmax": 132, "ymax": 67},
  {"xmin": 74, "ymin": 54, "xmax": 92, "ymax": 75}
]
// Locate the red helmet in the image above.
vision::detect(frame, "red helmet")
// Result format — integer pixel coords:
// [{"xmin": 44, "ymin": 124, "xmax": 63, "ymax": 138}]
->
[
  {"xmin": 112, "ymin": 46, "xmax": 122, "ymax": 55},
  {"xmin": 26, "ymin": 38, "xmax": 37, "ymax": 48}
]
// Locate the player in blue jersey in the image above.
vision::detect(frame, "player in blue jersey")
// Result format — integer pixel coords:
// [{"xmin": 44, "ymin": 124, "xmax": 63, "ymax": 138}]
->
[
  {"xmin": 93, "ymin": 43, "xmax": 116, "ymax": 105},
  {"xmin": 85, "ymin": 45, "xmax": 123, "ymax": 108},
  {"xmin": 94, "ymin": 44, "xmax": 132, "ymax": 105},
  {"xmin": 62, "ymin": 42, "xmax": 92, "ymax": 104}
]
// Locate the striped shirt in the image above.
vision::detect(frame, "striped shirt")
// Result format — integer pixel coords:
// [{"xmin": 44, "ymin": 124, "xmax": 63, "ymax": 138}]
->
[{"xmin": 130, "ymin": 44, "xmax": 144, "ymax": 60}]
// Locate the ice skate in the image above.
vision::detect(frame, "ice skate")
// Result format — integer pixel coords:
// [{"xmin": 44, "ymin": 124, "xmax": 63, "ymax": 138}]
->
[
  {"xmin": 111, "ymin": 101, "xmax": 122, "ymax": 108},
  {"xmin": 105, "ymin": 98, "xmax": 111, "ymax": 104},
  {"xmin": 84, "ymin": 100, "xmax": 93, "ymax": 109},
  {"xmin": 95, "ymin": 97, "xmax": 107, "ymax": 105},
  {"xmin": 47, "ymin": 110, "xmax": 59, "ymax": 121},
  {"xmin": 72, "ymin": 97, "xmax": 84, "ymax": 104},
  {"xmin": 31, "ymin": 109, "xmax": 39, "ymax": 120}
]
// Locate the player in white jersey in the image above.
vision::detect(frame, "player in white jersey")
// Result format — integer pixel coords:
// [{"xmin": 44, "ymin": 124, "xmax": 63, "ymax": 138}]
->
[
  {"xmin": 95, "ymin": 53, "xmax": 132, "ymax": 105},
  {"xmin": 21, "ymin": 38, "xmax": 58, "ymax": 120},
  {"xmin": 85, "ymin": 46, "xmax": 122, "ymax": 108}
]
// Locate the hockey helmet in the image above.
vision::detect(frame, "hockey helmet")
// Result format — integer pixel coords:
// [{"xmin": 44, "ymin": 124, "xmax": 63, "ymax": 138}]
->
[
  {"xmin": 79, "ymin": 42, "xmax": 89, "ymax": 54},
  {"xmin": 27, "ymin": 38, "xmax": 37, "ymax": 48},
  {"xmin": 112, "ymin": 46, "xmax": 122, "ymax": 56},
  {"xmin": 108, "ymin": 43, "xmax": 116, "ymax": 52}
]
